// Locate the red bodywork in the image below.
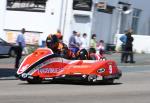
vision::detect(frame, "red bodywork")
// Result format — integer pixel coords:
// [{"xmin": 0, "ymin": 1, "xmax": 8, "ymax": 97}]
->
[{"xmin": 16, "ymin": 48, "xmax": 122, "ymax": 83}]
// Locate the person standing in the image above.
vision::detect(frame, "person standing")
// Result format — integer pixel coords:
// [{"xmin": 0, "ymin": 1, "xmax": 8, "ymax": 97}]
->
[
  {"xmin": 89, "ymin": 34, "xmax": 97, "ymax": 53},
  {"xmin": 15, "ymin": 28, "xmax": 26, "ymax": 69},
  {"xmin": 75, "ymin": 32, "xmax": 82, "ymax": 49},
  {"xmin": 97, "ymin": 40, "xmax": 105, "ymax": 55},
  {"xmin": 124, "ymin": 30, "xmax": 135, "ymax": 63},
  {"xmin": 120, "ymin": 30, "xmax": 128, "ymax": 63},
  {"xmin": 80, "ymin": 33, "xmax": 88, "ymax": 50},
  {"xmin": 69, "ymin": 31, "xmax": 79, "ymax": 53}
]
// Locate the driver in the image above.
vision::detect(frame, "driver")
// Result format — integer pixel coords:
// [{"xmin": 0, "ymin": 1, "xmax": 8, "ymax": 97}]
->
[
  {"xmin": 46, "ymin": 34, "xmax": 71, "ymax": 57},
  {"xmin": 46, "ymin": 34, "xmax": 60, "ymax": 53}
]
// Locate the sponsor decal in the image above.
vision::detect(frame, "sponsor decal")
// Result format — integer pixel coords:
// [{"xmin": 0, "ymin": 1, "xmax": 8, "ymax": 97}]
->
[
  {"xmin": 97, "ymin": 68, "xmax": 105, "ymax": 73},
  {"xmin": 28, "ymin": 57, "xmax": 63, "ymax": 75},
  {"xmin": 39, "ymin": 68, "xmax": 64, "ymax": 73},
  {"xmin": 18, "ymin": 64, "xmax": 29, "ymax": 74}
]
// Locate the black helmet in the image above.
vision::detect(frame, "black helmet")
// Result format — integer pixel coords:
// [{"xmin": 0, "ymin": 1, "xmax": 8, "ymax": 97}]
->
[
  {"xmin": 77, "ymin": 49, "xmax": 88, "ymax": 60},
  {"xmin": 51, "ymin": 35, "xmax": 59, "ymax": 43},
  {"xmin": 49, "ymin": 35, "xmax": 59, "ymax": 52}
]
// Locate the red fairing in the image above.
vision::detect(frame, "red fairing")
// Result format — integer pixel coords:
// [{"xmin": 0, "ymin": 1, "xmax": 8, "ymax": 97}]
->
[
  {"xmin": 16, "ymin": 48, "xmax": 122, "ymax": 84},
  {"xmin": 17, "ymin": 48, "xmax": 53, "ymax": 74}
]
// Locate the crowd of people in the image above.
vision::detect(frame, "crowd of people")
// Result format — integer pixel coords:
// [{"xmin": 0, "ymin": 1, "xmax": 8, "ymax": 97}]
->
[
  {"xmin": 68, "ymin": 31, "xmax": 105, "ymax": 54},
  {"xmin": 15, "ymin": 28, "xmax": 135, "ymax": 68},
  {"xmin": 42, "ymin": 29, "xmax": 136, "ymax": 63},
  {"xmin": 14, "ymin": 28, "xmax": 135, "ymax": 69}
]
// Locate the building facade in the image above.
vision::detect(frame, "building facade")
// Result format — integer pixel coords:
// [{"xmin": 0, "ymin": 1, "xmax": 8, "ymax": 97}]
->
[{"xmin": 0, "ymin": 0, "xmax": 150, "ymax": 46}]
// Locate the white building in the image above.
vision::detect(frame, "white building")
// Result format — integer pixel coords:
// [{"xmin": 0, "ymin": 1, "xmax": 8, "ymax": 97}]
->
[{"xmin": 0, "ymin": 0, "xmax": 150, "ymax": 47}]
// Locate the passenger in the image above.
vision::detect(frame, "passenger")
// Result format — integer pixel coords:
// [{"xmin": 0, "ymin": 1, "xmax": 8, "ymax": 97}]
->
[
  {"xmin": 61, "ymin": 48, "xmax": 76, "ymax": 59},
  {"xmin": 76, "ymin": 49, "xmax": 89, "ymax": 60}
]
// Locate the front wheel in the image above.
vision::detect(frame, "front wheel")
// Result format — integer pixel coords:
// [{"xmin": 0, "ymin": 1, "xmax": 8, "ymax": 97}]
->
[
  {"xmin": 9, "ymin": 49, "xmax": 16, "ymax": 57},
  {"xmin": 27, "ymin": 78, "xmax": 42, "ymax": 84}
]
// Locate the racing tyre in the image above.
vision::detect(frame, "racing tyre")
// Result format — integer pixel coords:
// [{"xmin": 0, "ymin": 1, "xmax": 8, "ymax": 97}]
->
[
  {"xmin": 27, "ymin": 78, "xmax": 42, "ymax": 84},
  {"xmin": 87, "ymin": 75, "xmax": 97, "ymax": 83},
  {"xmin": 102, "ymin": 79, "xmax": 114, "ymax": 84}
]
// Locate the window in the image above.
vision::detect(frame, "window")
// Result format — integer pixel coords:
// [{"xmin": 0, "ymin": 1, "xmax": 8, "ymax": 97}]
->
[
  {"xmin": 131, "ymin": 8, "xmax": 141, "ymax": 34},
  {"xmin": 7, "ymin": 0, "xmax": 47, "ymax": 12},
  {"xmin": 97, "ymin": 5, "xmax": 114, "ymax": 14},
  {"xmin": 73, "ymin": 0, "xmax": 92, "ymax": 11}
]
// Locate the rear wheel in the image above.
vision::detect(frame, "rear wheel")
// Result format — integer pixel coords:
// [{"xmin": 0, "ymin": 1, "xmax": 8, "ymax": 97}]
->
[
  {"xmin": 87, "ymin": 75, "xmax": 97, "ymax": 83},
  {"xmin": 102, "ymin": 79, "xmax": 114, "ymax": 84}
]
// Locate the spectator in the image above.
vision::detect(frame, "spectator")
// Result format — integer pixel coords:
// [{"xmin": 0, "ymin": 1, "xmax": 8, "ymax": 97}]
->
[
  {"xmin": 15, "ymin": 28, "xmax": 26, "ymax": 69},
  {"xmin": 89, "ymin": 34, "xmax": 97, "ymax": 53},
  {"xmin": 124, "ymin": 29, "xmax": 135, "ymax": 63},
  {"xmin": 80, "ymin": 33, "xmax": 88, "ymax": 49},
  {"xmin": 69, "ymin": 31, "xmax": 79, "ymax": 53},
  {"xmin": 97, "ymin": 40, "xmax": 105, "ymax": 55},
  {"xmin": 120, "ymin": 30, "xmax": 128, "ymax": 63},
  {"xmin": 75, "ymin": 32, "xmax": 82, "ymax": 49}
]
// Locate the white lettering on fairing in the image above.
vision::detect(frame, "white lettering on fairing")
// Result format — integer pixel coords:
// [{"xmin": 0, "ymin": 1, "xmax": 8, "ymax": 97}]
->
[{"xmin": 39, "ymin": 68, "xmax": 64, "ymax": 73}]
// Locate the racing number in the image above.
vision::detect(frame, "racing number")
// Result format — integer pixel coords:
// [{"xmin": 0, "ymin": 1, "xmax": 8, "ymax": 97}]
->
[{"xmin": 109, "ymin": 64, "xmax": 113, "ymax": 74}]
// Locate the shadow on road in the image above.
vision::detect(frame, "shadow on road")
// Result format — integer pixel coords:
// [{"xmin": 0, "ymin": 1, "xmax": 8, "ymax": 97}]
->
[
  {"xmin": 18, "ymin": 80, "xmax": 122, "ymax": 86},
  {"xmin": 0, "ymin": 56, "xmax": 10, "ymax": 59},
  {"xmin": 0, "ymin": 68, "xmax": 16, "ymax": 79}
]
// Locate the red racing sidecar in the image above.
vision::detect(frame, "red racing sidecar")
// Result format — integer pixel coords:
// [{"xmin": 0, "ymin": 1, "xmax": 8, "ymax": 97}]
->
[{"xmin": 16, "ymin": 48, "xmax": 122, "ymax": 84}]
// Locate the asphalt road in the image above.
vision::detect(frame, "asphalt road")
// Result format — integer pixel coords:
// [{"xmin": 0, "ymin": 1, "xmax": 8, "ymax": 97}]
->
[
  {"xmin": 0, "ymin": 53, "xmax": 150, "ymax": 103},
  {"xmin": 0, "ymin": 69, "xmax": 150, "ymax": 103}
]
